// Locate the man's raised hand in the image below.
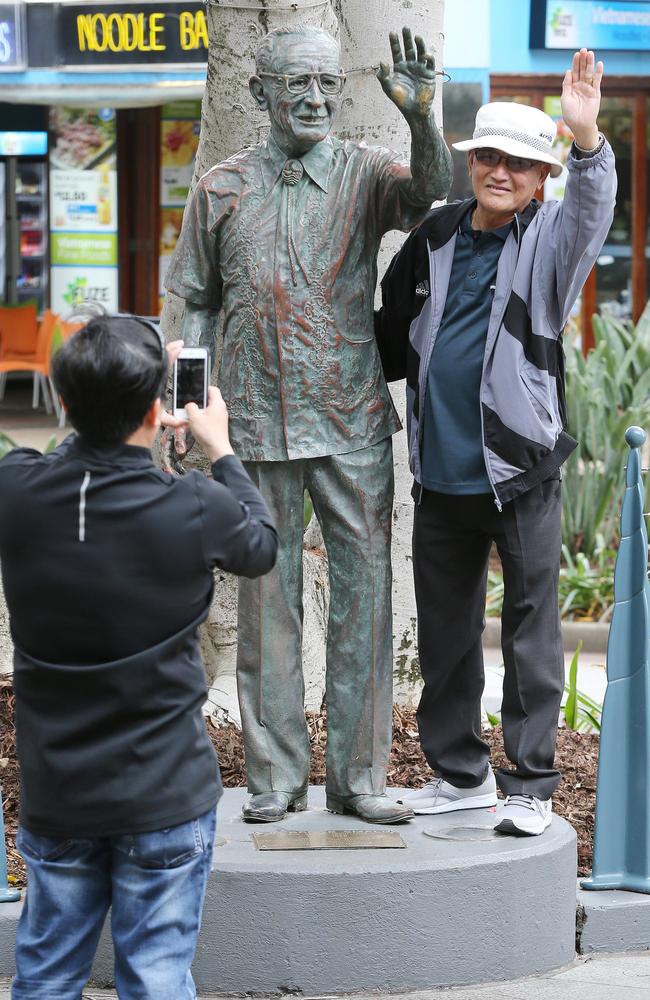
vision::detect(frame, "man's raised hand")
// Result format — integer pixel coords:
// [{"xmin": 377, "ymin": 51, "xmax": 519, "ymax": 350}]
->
[
  {"xmin": 561, "ymin": 48, "xmax": 603, "ymax": 151},
  {"xmin": 377, "ymin": 27, "xmax": 436, "ymax": 120}
]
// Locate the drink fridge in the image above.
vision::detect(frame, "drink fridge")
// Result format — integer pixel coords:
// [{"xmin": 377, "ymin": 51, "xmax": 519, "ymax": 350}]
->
[{"xmin": 0, "ymin": 147, "xmax": 49, "ymax": 312}]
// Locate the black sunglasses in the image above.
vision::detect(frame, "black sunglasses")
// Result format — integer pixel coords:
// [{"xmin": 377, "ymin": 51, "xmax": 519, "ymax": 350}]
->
[{"xmin": 473, "ymin": 148, "xmax": 541, "ymax": 173}]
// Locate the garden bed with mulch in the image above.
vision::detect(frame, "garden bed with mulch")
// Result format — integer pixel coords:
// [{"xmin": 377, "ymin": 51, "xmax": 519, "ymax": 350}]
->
[{"xmin": 0, "ymin": 681, "xmax": 599, "ymax": 888}]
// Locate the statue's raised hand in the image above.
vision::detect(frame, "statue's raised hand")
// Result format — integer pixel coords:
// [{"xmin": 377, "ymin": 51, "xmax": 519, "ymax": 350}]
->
[{"xmin": 377, "ymin": 27, "xmax": 436, "ymax": 120}]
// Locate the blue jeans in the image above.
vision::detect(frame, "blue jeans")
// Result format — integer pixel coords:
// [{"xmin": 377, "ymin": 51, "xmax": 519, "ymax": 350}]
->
[{"xmin": 12, "ymin": 808, "xmax": 216, "ymax": 1000}]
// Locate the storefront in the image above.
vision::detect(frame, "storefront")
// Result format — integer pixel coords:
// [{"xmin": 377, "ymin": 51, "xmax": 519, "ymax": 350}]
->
[
  {"xmin": 0, "ymin": 0, "xmax": 206, "ymax": 316},
  {"xmin": 443, "ymin": 0, "xmax": 649, "ymax": 346}
]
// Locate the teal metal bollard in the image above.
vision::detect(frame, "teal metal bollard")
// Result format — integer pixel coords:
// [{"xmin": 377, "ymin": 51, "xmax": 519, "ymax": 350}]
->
[
  {"xmin": 0, "ymin": 786, "xmax": 20, "ymax": 902},
  {"xmin": 582, "ymin": 426, "xmax": 650, "ymax": 893}
]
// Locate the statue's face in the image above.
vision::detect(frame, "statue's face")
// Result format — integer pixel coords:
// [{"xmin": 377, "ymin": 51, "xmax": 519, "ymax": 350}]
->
[{"xmin": 259, "ymin": 34, "xmax": 342, "ymax": 153}]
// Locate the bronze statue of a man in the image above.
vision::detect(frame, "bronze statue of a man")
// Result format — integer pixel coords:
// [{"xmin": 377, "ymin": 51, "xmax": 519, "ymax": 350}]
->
[{"xmin": 165, "ymin": 25, "xmax": 452, "ymax": 823}]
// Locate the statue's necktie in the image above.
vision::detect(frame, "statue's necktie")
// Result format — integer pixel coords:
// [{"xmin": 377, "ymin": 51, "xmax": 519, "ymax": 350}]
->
[
  {"xmin": 282, "ymin": 159, "xmax": 304, "ymax": 185},
  {"xmin": 282, "ymin": 159, "xmax": 309, "ymax": 285}
]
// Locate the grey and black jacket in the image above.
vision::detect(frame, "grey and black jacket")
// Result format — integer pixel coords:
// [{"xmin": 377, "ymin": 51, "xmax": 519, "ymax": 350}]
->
[{"xmin": 376, "ymin": 139, "xmax": 616, "ymax": 508}]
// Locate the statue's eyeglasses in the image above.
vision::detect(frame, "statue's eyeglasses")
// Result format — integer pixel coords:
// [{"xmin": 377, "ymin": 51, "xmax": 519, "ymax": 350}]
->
[
  {"xmin": 258, "ymin": 71, "xmax": 346, "ymax": 96},
  {"xmin": 473, "ymin": 149, "xmax": 539, "ymax": 173}
]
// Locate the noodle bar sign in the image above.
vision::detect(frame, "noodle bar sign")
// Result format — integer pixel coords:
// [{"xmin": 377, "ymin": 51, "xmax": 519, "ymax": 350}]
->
[{"xmin": 26, "ymin": 2, "xmax": 208, "ymax": 67}]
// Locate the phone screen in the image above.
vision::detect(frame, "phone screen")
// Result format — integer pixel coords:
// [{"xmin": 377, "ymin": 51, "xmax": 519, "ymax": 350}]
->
[{"xmin": 176, "ymin": 358, "xmax": 206, "ymax": 409}]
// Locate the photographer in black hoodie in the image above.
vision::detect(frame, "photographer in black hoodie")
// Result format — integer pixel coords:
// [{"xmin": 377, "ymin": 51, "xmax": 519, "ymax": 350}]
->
[{"xmin": 0, "ymin": 314, "xmax": 277, "ymax": 999}]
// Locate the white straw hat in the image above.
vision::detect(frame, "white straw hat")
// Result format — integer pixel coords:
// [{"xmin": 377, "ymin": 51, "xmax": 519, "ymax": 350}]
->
[{"xmin": 453, "ymin": 102, "xmax": 564, "ymax": 178}]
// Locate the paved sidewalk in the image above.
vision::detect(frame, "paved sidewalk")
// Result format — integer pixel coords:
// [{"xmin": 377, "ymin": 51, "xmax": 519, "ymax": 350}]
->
[{"xmin": 0, "ymin": 952, "xmax": 649, "ymax": 999}]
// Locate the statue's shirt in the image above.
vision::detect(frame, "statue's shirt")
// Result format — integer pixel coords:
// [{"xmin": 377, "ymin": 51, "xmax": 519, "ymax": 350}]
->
[{"xmin": 165, "ymin": 135, "xmax": 430, "ymax": 461}]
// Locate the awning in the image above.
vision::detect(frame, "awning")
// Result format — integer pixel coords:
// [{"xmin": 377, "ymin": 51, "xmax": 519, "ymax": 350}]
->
[{"xmin": 0, "ymin": 69, "xmax": 206, "ymax": 107}]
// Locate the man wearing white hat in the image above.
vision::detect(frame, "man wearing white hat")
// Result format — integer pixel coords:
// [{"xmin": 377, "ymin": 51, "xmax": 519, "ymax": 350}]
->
[{"xmin": 376, "ymin": 49, "xmax": 616, "ymax": 835}]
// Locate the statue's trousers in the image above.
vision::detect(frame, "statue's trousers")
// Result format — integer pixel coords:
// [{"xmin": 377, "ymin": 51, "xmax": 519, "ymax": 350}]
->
[{"xmin": 237, "ymin": 437, "xmax": 394, "ymax": 798}]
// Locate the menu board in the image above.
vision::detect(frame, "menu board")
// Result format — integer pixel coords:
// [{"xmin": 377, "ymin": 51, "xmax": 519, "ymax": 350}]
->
[
  {"xmin": 49, "ymin": 107, "xmax": 119, "ymax": 314},
  {"xmin": 158, "ymin": 100, "xmax": 201, "ymax": 309}
]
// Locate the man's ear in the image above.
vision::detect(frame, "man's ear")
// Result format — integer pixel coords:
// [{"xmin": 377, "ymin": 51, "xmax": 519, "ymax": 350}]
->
[
  {"xmin": 467, "ymin": 151, "xmax": 474, "ymax": 176},
  {"xmin": 537, "ymin": 164, "xmax": 551, "ymax": 191},
  {"xmin": 144, "ymin": 398, "xmax": 163, "ymax": 429},
  {"xmin": 249, "ymin": 76, "xmax": 268, "ymax": 111}
]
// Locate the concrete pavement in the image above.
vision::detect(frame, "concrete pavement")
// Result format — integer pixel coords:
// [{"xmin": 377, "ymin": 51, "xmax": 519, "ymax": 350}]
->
[{"xmin": 0, "ymin": 952, "xmax": 649, "ymax": 998}]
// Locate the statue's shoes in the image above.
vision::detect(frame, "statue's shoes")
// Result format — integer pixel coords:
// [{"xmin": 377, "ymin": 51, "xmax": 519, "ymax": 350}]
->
[
  {"xmin": 241, "ymin": 791, "xmax": 307, "ymax": 823},
  {"xmin": 326, "ymin": 793, "xmax": 414, "ymax": 824}
]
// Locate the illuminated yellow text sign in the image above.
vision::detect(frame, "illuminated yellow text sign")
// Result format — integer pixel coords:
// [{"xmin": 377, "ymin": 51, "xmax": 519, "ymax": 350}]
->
[
  {"xmin": 76, "ymin": 9, "xmax": 208, "ymax": 53},
  {"xmin": 55, "ymin": 3, "xmax": 209, "ymax": 65}
]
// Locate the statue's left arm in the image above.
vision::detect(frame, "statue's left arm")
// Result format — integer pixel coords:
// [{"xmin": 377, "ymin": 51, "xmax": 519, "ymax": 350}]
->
[{"xmin": 377, "ymin": 27, "xmax": 453, "ymax": 205}]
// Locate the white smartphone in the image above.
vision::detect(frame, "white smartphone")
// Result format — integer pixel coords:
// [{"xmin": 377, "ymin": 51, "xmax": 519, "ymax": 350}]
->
[{"xmin": 172, "ymin": 346, "xmax": 209, "ymax": 419}]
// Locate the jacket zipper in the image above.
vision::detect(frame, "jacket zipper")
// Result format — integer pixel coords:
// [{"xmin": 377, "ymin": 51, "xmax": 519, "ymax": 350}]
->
[
  {"xmin": 416, "ymin": 242, "xmax": 447, "ymax": 506},
  {"xmin": 479, "ymin": 212, "xmax": 522, "ymax": 513}
]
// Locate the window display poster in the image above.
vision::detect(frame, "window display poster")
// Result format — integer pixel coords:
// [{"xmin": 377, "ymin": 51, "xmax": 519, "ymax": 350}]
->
[
  {"xmin": 543, "ymin": 96, "xmax": 573, "ymax": 203},
  {"xmin": 49, "ymin": 107, "xmax": 118, "ymax": 314},
  {"xmin": 51, "ymin": 267, "xmax": 119, "ymax": 314},
  {"xmin": 159, "ymin": 100, "xmax": 201, "ymax": 309}
]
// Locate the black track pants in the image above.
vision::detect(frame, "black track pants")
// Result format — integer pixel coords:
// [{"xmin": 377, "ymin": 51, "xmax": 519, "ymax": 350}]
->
[{"xmin": 412, "ymin": 480, "xmax": 565, "ymax": 800}]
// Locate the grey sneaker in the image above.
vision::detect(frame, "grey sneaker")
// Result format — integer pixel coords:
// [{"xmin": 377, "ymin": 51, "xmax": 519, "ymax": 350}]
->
[
  {"xmin": 494, "ymin": 794, "xmax": 552, "ymax": 836},
  {"xmin": 396, "ymin": 771, "xmax": 497, "ymax": 815}
]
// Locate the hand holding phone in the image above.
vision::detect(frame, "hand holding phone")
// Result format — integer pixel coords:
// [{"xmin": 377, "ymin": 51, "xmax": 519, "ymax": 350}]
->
[
  {"xmin": 172, "ymin": 347, "xmax": 209, "ymax": 419},
  {"xmin": 185, "ymin": 386, "xmax": 234, "ymax": 463}
]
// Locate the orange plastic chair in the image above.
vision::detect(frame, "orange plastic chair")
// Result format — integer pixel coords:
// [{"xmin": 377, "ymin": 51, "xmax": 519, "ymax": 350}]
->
[
  {"xmin": 0, "ymin": 303, "xmax": 38, "ymax": 357},
  {"xmin": 0, "ymin": 310, "xmax": 60, "ymax": 412}
]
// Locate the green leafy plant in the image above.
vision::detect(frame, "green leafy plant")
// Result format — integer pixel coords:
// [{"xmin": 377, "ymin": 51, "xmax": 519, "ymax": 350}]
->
[
  {"xmin": 563, "ymin": 641, "xmax": 602, "ymax": 732},
  {"xmin": 563, "ymin": 642, "xmax": 582, "ymax": 729},
  {"xmin": 0, "ymin": 433, "xmax": 59, "ymax": 459},
  {"xmin": 562, "ymin": 302, "xmax": 650, "ymax": 557},
  {"xmin": 486, "ymin": 537, "xmax": 615, "ymax": 622},
  {"xmin": 303, "ymin": 489, "xmax": 314, "ymax": 531},
  {"xmin": 486, "ymin": 570, "xmax": 504, "ymax": 617},
  {"xmin": 558, "ymin": 535, "xmax": 615, "ymax": 622},
  {"xmin": 0, "ymin": 431, "xmax": 17, "ymax": 460}
]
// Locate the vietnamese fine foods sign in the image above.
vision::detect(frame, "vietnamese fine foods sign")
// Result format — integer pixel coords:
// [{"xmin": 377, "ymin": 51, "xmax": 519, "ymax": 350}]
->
[{"xmin": 531, "ymin": 0, "xmax": 650, "ymax": 51}]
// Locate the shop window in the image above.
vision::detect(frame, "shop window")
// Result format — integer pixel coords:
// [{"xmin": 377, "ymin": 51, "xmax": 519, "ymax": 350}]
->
[
  {"xmin": 595, "ymin": 97, "xmax": 634, "ymax": 320},
  {"xmin": 442, "ymin": 83, "xmax": 482, "ymax": 202},
  {"xmin": 647, "ymin": 112, "xmax": 650, "ymax": 308},
  {"xmin": 492, "ymin": 95, "xmax": 533, "ymax": 105},
  {"xmin": 158, "ymin": 102, "xmax": 201, "ymax": 312}
]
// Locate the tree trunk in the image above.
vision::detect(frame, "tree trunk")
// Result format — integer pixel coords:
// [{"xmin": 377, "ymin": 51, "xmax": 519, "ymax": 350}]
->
[
  {"xmin": 160, "ymin": 0, "xmax": 447, "ymax": 723},
  {"xmin": 334, "ymin": 0, "xmax": 446, "ymax": 707}
]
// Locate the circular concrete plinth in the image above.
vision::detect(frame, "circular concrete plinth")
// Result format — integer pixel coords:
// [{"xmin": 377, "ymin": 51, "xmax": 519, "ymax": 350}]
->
[{"xmin": 90, "ymin": 787, "xmax": 577, "ymax": 993}]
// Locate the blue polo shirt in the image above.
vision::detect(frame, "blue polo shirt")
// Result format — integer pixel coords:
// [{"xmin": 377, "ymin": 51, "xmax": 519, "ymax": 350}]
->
[{"xmin": 421, "ymin": 208, "xmax": 511, "ymax": 494}]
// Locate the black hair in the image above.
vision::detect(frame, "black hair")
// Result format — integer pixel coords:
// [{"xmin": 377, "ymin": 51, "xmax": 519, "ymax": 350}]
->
[{"xmin": 51, "ymin": 314, "xmax": 168, "ymax": 445}]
